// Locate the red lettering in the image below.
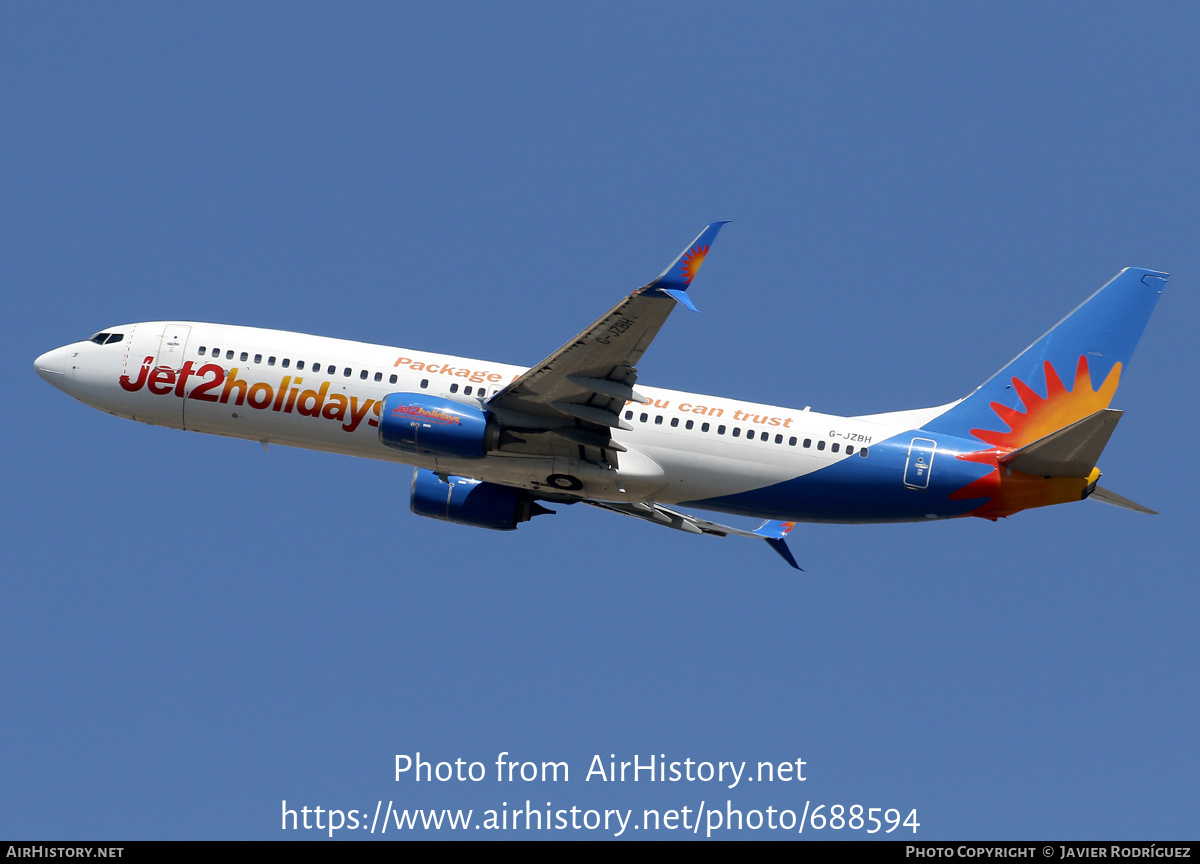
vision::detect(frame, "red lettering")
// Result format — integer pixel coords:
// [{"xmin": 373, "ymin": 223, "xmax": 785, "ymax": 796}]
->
[
  {"xmin": 322, "ymin": 393, "xmax": 348, "ymax": 421},
  {"xmin": 272, "ymin": 376, "xmax": 291, "ymax": 411},
  {"xmin": 188, "ymin": 364, "xmax": 225, "ymax": 402},
  {"xmin": 173, "ymin": 361, "xmax": 196, "ymax": 397},
  {"xmin": 147, "ymin": 366, "xmax": 176, "ymax": 395},
  {"xmin": 119, "ymin": 356, "xmax": 154, "ymax": 392},
  {"xmin": 284, "ymin": 380, "xmax": 302, "ymax": 413},
  {"xmin": 296, "ymin": 381, "xmax": 329, "ymax": 417},
  {"xmin": 343, "ymin": 397, "xmax": 375, "ymax": 432},
  {"xmin": 247, "ymin": 382, "xmax": 274, "ymax": 409},
  {"xmin": 220, "ymin": 368, "xmax": 248, "ymax": 405}
]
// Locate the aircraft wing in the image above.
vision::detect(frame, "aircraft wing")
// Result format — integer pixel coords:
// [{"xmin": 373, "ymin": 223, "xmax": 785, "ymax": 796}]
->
[
  {"xmin": 583, "ymin": 499, "xmax": 801, "ymax": 570},
  {"xmin": 483, "ymin": 223, "xmax": 727, "ymax": 460}
]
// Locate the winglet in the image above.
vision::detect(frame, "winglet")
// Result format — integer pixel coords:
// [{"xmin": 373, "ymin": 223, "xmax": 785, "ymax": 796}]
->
[
  {"xmin": 643, "ymin": 221, "xmax": 729, "ymax": 310},
  {"xmin": 754, "ymin": 520, "xmax": 802, "ymax": 571}
]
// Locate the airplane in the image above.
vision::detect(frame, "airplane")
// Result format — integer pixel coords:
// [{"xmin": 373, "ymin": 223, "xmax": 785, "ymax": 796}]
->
[{"xmin": 34, "ymin": 224, "xmax": 1165, "ymax": 570}]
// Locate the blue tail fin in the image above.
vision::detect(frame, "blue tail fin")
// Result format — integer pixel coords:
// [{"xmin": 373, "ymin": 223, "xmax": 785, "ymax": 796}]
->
[{"xmin": 924, "ymin": 268, "xmax": 1167, "ymax": 445}]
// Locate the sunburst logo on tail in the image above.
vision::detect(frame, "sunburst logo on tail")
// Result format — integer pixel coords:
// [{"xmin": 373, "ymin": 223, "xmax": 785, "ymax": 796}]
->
[
  {"xmin": 678, "ymin": 244, "xmax": 709, "ymax": 285},
  {"xmin": 971, "ymin": 356, "xmax": 1121, "ymax": 449},
  {"xmin": 951, "ymin": 355, "xmax": 1121, "ymax": 519}
]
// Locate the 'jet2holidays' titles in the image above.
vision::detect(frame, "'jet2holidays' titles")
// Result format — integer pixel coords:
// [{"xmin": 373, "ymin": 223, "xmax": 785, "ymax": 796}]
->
[{"xmin": 119, "ymin": 357, "xmax": 380, "ymax": 432}]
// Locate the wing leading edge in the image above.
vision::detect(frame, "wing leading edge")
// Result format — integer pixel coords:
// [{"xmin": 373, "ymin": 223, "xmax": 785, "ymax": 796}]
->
[
  {"xmin": 581, "ymin": 499, "xmax": 801, "ymax": 570},
  {"xmin": 483, "ymin": 223, "xmax": 728, "ymax": 463}
]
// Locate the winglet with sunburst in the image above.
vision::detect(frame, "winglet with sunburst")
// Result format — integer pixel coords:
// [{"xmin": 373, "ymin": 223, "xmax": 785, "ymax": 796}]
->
[{"xmin": 644, "ymin": 221, "xmax": 729, "ymax": 311}]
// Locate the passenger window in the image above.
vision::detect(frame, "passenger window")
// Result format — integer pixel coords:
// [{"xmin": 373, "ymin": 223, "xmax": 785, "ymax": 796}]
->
[
  {"xmin": 390, "ymin": 374, "xmax": 398, "ymax": 384},
  {"xmin": 803, "ymin": 438, "xmax": 812, "ymax": 448},
  {"xmin": 788, "ymin": 437, "xmax": 797, "ymax": 446},
  {"xmin": 817, "ymin": 440, "xmax": 826, "ymax": 451},
  {"xmin": 685, "ymin": 420, "xmax": 694, "ymax": 430},
  {"xmin": 717, "ymin": 425, "xmax": 726, "ymax": 435},
  {"xmin": 282, "ymin": 358, "xmax": 290, "ymax": 368},
  {"xmin": 640, "ymin": 413, "xmax": 648, "ymax": 423},
  {"xmin": 846, "ymin": 445, "xmax": 854, "ymax": 455},
  {"xmin": 254, "ymin": 354, "xmax": 262, "ymax": 364},
  {"xmin": 449, "ymin": 383, "xmax": 458, "ymax": 393},
  {"xmin": 227, "ymin": 351, "xmax": 235, "ymax": 360},
  {"xmin": 240, "ymin": 352, "xmax": 248, "ymax": 361},
  {"xmin": 343, "ymin": 368, "xmax": 351, "ymax": 377},
  {"xmin": 359, "ymin": 369, "xmax": 368, "ymax": 379},
  {"xmin": 625, "ymin": 411, "xmax": 633, "ymax": 420},
  {"xmin": 464, "ymin": 385, "xmax": 473, "ymax": 395},
  {"xmin": 775, "ymin": 434, "xmax": 783, "ymax": 444},
  {"xmin": 654, "ymin": 415, "xmax": 663, "ymax": 425},
  {"xmin": 732, "ymin": 427, "xmax": 741, "ymax": 437},
  {"xmin": 860, "ymin": 448, "xmax": 869, "ymax": 457},
  {"xmin": 297, "ymin": 361, "xmax": 305, "ymax": 370},
  {"xmin": 375, "ymin": 372, "xmax": 383, "ymax": 382},
  {"xmin": 198, "ymin": 346, "xmax": 207, "ymax": 356},
  {"xmin": 268, "ymin": 357, "xmax": 276, "ymax": 366},
  {"xmin": 831, "ymin": 443, "xmax": 840, "ymax": 453},
  {"xmin": 701, "ymin": 422, "xmax": 710, "ymax": 432},
  {"xmin": 420, "ymin": 379, "xmax": 429, "ymax": 389},
  {"xmin": 670, "ymin": 417, "xmax": 679, "ymax": 427}
]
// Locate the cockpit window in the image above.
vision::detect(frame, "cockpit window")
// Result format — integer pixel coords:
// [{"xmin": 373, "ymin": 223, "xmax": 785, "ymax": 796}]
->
[{"xmin": 90, "ymin": 332, "xmax": 124, "ymax": 345}]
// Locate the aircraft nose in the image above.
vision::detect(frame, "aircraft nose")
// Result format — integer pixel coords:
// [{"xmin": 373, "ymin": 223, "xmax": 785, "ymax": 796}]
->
[{"xmin": 34, "ymin": 346, "xmax": 69, "ymax": 387}]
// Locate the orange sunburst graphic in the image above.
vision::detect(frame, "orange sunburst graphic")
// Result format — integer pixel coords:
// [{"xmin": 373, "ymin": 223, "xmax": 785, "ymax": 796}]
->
[
  {"xmin": 970, "ymin": 356, "xmax": 1121, "ymax": 449},
  {"xmin": 678, "ymin": 244, "xmax": 709, "ymax": 284},
  {"xmin": 951, "ymin": 356, "xmax": 1120, "ymax": 520}
]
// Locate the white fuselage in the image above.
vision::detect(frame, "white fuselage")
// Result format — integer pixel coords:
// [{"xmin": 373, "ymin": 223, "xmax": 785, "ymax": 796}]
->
[{"xmin": 36, "ymin": 321, "xmax": 916, "ymax": 510}]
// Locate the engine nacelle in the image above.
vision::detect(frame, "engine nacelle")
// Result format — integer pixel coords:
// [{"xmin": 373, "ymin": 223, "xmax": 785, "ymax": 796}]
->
[
  {"xmin": 379, "ymin": 393, "xmax": 501, "ymax": 459},
  {"xmin": 410, "ymin": 469, "xmax": 552, "ymax": 531}
]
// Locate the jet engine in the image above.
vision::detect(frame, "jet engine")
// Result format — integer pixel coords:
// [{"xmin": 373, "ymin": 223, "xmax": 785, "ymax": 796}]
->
[
  {"xmin": 410, "ymin": 469, "xmax": 553, "ymax": 531},
  {"xmin": 379, "ymin": 393, "xmax": 502, "ymax": 459}
]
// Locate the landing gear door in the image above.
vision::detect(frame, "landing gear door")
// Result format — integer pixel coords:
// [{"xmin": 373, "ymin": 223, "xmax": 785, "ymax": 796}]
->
[
  {"xmin": 903, "ymin": 437, "xmax": 937, "ymax": 490},
  {"xmin": 157, "ymin": 324, "xmax": 191, "ymax": 369}
]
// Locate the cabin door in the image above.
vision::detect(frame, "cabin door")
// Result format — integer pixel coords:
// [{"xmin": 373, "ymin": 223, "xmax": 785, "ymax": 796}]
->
[{"xmin": 903, "ymin": 438, "xmax": 937, "ymax": 490}]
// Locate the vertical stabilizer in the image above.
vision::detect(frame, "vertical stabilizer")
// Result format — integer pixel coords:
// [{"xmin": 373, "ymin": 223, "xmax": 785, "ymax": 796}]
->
[{"xmin": 923, "ymin": 268, "xmax": 1166, "ymax": 446}]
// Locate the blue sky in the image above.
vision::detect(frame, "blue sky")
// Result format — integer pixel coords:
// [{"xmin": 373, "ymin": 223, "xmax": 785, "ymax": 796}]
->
[{"xmin": 4, "ymin": 2, "xmax": 1197, "ymax": 839}]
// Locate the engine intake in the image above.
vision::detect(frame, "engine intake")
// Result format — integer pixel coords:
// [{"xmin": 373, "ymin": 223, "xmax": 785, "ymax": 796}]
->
[{"xmin": 410, "ymin": 469, "xmax": 553, "ymax": 531}]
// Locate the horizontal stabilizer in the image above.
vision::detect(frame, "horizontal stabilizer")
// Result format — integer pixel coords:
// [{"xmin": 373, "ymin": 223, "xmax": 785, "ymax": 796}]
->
[
  {"xmin": 1088, "ymin": 485, "xmax": 1157, "ymax": 515},
  {"xmin": 999, "ymin": 409, "xmax": 1122, "ymax": 477}
]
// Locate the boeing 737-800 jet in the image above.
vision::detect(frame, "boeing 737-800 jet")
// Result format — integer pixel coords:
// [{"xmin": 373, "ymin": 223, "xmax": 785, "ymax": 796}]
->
[{"xmin": 35, "ymin": 224, "xmax": 1165, "ymax": 569}]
